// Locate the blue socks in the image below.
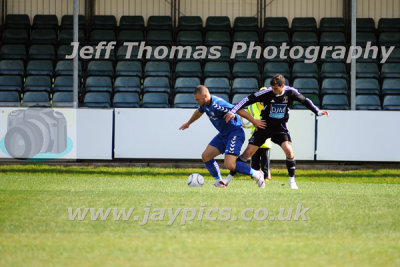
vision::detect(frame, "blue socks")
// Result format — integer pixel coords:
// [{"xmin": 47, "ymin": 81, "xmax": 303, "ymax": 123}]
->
[
  {"xmin": 204, "ymin": 160, "xmax": 222, "ymax": 180},
  {"xmin": 235, "ymin": 161, "xmax": 254, "ymax": 176}
]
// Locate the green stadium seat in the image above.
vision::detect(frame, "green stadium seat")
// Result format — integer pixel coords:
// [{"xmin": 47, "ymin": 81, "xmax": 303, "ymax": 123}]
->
[
  {"xmin": 379, "ymin": 32, "xmax": 400, "ymax": 46},
  {"xmin": 233, "ymin": 17, "xmax": 258, "ymax": 31},
  {"xmin": 205, "ymin": 31, "xmax": 231, "ymax": 46},
  {"xmin": 292, "ymin": 94, "xmax": 320, "ymax": 109},
  {"xmin": 232, "ymin": 62, "xmax": 259, "ymax": 79},
  {"xmin": 29, "ymin": 45, "xmax": 56, "ymax": 60},
  {"xmin": 55, "ymin": 60, "xmax": 83, "ymax": 76},
  {"xmin": 292, "ymin": 78, "xmax": 319, "ymax": 95},
  {"xmin": 232, "ymin": 93, "xmax": 249, "ymax": 105},
  {"xmin": 292, "ymin": 62, "xmax": 318, "ymax": 79},
  {"xmin": 144, "ymin": 61, "xmax": 171, "ymax": 77},
  {"xmin": 142, "ymin": 92, "xmax": 169, "ymax": 108},
  {"xmin": 383, "ymin": 95, "xmax": 400, "ymax": 110},
  {"xmin": 319, "ymin": 17, "xmax": 345, "ymax": 32},
  {"xmin": 204, "ymin": 78, "xmax": 230, "ymax": 94},
  {"xmin": 89, "ymin": 46, "xmax": 116, "ymax": 61},
  {"xmin": 92, "ymin": 15, "xmax": 117, "ymax": 30},
  {"xmin": 87, "ymin": 60, "xmax": 114, "ymax": 77},
  {"xmin": 0, "ymin": 44, "xmax": 27, "ymax": 61},
  {"xmin": 263, "ymin": 17, "xmax": 289, "ymax": 32},
  {"xmin": 52, "ymin": 92, "xmax": 74, "ymax": 107},
  {"xmin": 113, "ymin": 77, "xmax": 141, "ymax": 93},
  {"xmin": 147, "ymin": 16, "xmax": 172, "ymax": 31},
  {"xmin": 319, "ymin": 32, "xmax": 346, "ymax": 46},
  {"xmin": 22, "ymin": 91, "xmax": 50, "ymax": 106},
  {"xmin": 381, "ymin": 47, "xmax": 400, "ymax": 63},
  {"xmin": 232, "ymin": 78, "xmax": 258, "ymax": 94},
  {"xmin": 291, "ymin": 32, "xmax": 318, "ymax": 46},
  {"xmin": 263, "ymin": 62, "xmax": 290, "ymax": 80},
  {"xmin": 178, "ymin": 16, "xmax": 203, "ymax": 31},
  {"xmin": 382, "ymin": 79, "xmax": 400, "ymax": 95},
  {"xmin": 356, "ymin": 79, "xmax": 380, "ymax": 95},
  {"xmin": 58, "ymin": 29, "xmax": 86, "ymax": 45},
  {"xmin": 356, "ymin": 32, "xmax": 377, "ymax": 46},
  {"xmin": 32, "ymin": 15, "xmax": 58, "ymax": 30},
  {"xmin": 117, "ymin": 45, "xmax": 140, "ymax": 61},
  {"xmin": 263, "ymin": 46, "xmax": 290, "ymax": 62},
  {"xmin": 321, "ymin": 78, "xmax": 348, "ymax": 95},
  {"xmin": 378, "ymin": 18, "xmax": 400, "ymax": 32},
  {"xmin": 291, "ymin": 17, "xmax": 317, "ymax": 32},
  {"xmin": 143, "ymin": 77, "xmax": 170, "ymax": 93},
  {"xmin": 381, "ymin": 64, "xmax": 400, "ymax": 79},
  {"xmin": 174, "ymin": 93, "xmax": 197, "ymax": 108},
  {"xmin": 85, "ymin": 76, "xmax": 113, "ymax": 93},
  {"xmin": 356, "ymin": 95, "xmax": 381, "ymax": 110},
  {"xmin": 53, "ymin": 76, "xmax": 81, "ymax": 92},
  {"xmin": 146, "ymin": 30, "xmax": 173, "ymax": 46},
  {"xmin": 263, "ymin": 31, "xmax": 289, "ymax": 46},
  {"xmin": 0, "ymin": 60, "xmax": 25, "ymax": 76},
  {"xmin": 113, "ymin": 92, "xmax": 140, "ymax": 108},
  {"xmin": 119, "ymin": 16, "xmax": 145, "ymax": 31},
  {"xmin": 0, "ymin": 76, "xmax": 23, "ymax": 92},
  {"xmin": 320, "ymin": 63, "xmax": 348, "ymax": 79},
  {"xmin": 0, "ymin": 91, "xmax": 21, "ymax": 106},
  {"xmin": 2, "ymin": 29, "xmax": 29, "ymax": 44},
  {"xmin": 60, "ymin": 15, "xmax": 86, "ymax": 31},
  {"xmin": 115, "ymin": 61, "xmax": 142, "ymax": 77},
  {"xmin": 57, "ymin": 45, "xmax": 76, "ymax": 60},
  {"xmin": 5, "ymin": 14, "xmax": 30, "ymax": 30},
  {"xmin": 82, "ymin": 92, "xmax": 111, "ymax": 108},
  {"xmin": 175, "ymin": 61, "xmax": 202, "ymax": 78},
  {"xmin": 117, "ymin": 30, "xmax": 144, "ymax": 44},
  {"xmin": 176, "ymin": 31, "xmax": 203, "ymax": 46},
  {"xmin": 204, "ymin": 62, "xmax": 231, "ymax": 78},
  {"xmin": 24, "ymin": 76, "xmax": 52, "ymax": 92},
  {"xmin": 356, "ymin": 18, "xmax": 375, "ymax": 32},
  {"xmin": 214, "ymin": 93, "xmax": 229, "ymax": 102},
  {"xmin": 89, "ymin": 30, "xmax": 116, "ymax": 45},
  {"xmin": 31, "ymin": 29, "xmax": 58, "ymax": 44},
  {"xmin": 233, "ymin": 31, "xmax": 259, "ymax": 45},
  {"xmin": 320, "ymin": 49, "xmax": 346, "ymax": 63},
  {"xmin": 26, "ymin": 60, "xmax": 54, "ymax": 76},
  {"xmin": 174, "ymin": 77, "xmax": 201, "ymax": 94},
  {"xmin": 321, "ymin": 94, "xmax": 349, "ymax": 110},
  {"xmin": 207, "ymin": 47, "xmax": 231, "ymax": 62},
  {"xmin": 356, "ymin": 63, "xmax": 379, "ymax": 79},
  {"xmin": 205, "ymin": 16, "xmax": 231, "ymax": 31}
]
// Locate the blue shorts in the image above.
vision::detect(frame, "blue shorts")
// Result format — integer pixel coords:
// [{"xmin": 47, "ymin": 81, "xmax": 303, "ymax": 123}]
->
[{"xmin": 209, "ymin": 128, "xmax": 245, "ymax": 156}]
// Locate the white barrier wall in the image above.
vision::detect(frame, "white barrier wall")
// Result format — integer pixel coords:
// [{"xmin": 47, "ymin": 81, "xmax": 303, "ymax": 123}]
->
[
  {"xmin": 114, "ymin": 108, "xmax": 316, "ymax": 160},
  {"xmin": 317, "ymin": 111, "xmax": 400, "ymax": 162}
]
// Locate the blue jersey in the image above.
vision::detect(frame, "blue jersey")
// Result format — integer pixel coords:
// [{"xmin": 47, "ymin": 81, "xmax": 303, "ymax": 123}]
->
[{"xmin": 198, "ymin": 95, "xmax": 242, "ymax": 136}]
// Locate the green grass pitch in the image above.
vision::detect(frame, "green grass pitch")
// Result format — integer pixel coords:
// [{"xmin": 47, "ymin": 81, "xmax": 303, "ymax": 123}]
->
[{"xmin": 0, "ymin": 164, "xmax": 399, "ymax": 266}]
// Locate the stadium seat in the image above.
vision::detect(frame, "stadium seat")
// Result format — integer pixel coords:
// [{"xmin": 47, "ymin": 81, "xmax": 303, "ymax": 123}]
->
[
  {"xmin": 53, "ymin": 76, "xmax": 80, "ymax": 92},
  {"xmin": 381, "ymin": 47, "xmax": 400, "ymax": 63},
  {"xmin": 113, "ymin": 92, "xmax": 140, "ymax": 108},
  {"xmin": 204, "ymin": 62, "xmax": 231, "ymax": 78},
  {"xmin": 147, "ymin": 46, "xmax": 172, "ymax": 61},
  {"xmin": 292, "ymin": 78, "xmax": 319, "ymax": 95},
  {"xmin": 31, "ymin": 29, "xmax": 58, "ymax": 45},
  {"xmin": 119, "ymin": 16, "xmax": 145, "ymax": 31},
  {"xmin": 321, "ymin": 94, "xmax": 349, "ymax": 110},
  {"xmin": 233, "ymin": 17, "xmax": 258, "ymax": 32},
  {"xmin": 87, "ymin": 61, "xmax": 114, "ymax": 77},
  {"xmin": 176, "ymin": 31, "xmax": 203, "ymax": 46},
  {"xmin": 117, "ymin": 30, "xmax": 144, "ymax": 44},
  {"xmin": 263, "ymin": 46, "xmax": 290, "ymax": 62},
  {"xmin": 85, "ymin": 76, "xmax": 113, "ymax": 93},
  {"xmin": 207, "ymin": 46, "xmax": 231, "ymax": 62},
  {"xmin": 356, "ymin": 32, "xmax": 377, "ymax": 46},
  {"xmin": 143, "ymin": 77, "xmax": 170, "ymax": 93},
  {"xmin": 174, "ymin": 77, "xmax": 201, "ymax": 94},
  {"xmin": 378, "ymin": 18, "xmax": 400, "ymax": 32},
  {"xmin": 381, "ymin": 64, "xmax": 400, "ymax": 79},
  {"xmin": 2, "ymin": 29, "xmax": 29, "ymax": 44},
  {"xmin": 0, "ymin": 44, "xmax": 27, "ymax": 61},
  {"xmin": 205, "ymin": 31, "xmax": 231, "ymax": 46},
  {"xmin": 204, "ymin": 78, "xmax": 231, "ymax": 94},
  {"xmin": 383, "ymin": 95, "xmax": 400, "ymax": 110},
  {"xmin": 319, "ymin": 17, "xmax": 345, "ymax": 32},
  {"xmin": 291, "ymin": 17, "xmax": 317, "ymax": 32},
  {"xmin": 147, "ymin": 16, "xmax": 172, "ymax": 31},
  {"xmin": 144, "ymin": 61, "xmax": 171, "ymax": 77},
  {"xmin": 292, "ymin": 62, "xmax": 318, "ymax": 79},
  {"xmin": 26, "ymin": 60, "xmax": 54, "ymax": 76},
  {"xmin": 89, "ymin": 30, "xmax": 116, "ymax": 45},
  {"xmin": 32, "ymin": 15, "xmax": 58, "ymax": 30},
  {"xmin": 319, "ymin": 32, "xmax": 346, "ymax": 46},
  {"xmin": 58, "ymin": 29, "xmax": 86, "ymax": 45},
  {"xmin": 382, "ymin": 79, "xmax": 400, "ymax": 95},
  {"xmin": 22, "ymin": 91, "xmax": 50, "ymax": 106},
  {"xmin": 55, "ymin": 60, "xmax": 83, "ymax": 76},
  {"xmin": 232, "ymin": 62, "xmax": 259, "ymax": 79},
  {"xmin": 356, "ymin": 79, "xmax": 380, "ymax": 95},
  {"xmin": 82, "ymin": 92, "xmax": 111, "ymax": 108},
  {"xmin": 356, "ymin": 63, "xmax": 379, "ymax": 79},
  {"xmin": 0, "ymin": 60, "xmax": 25, "ymax": 76},
  {"xmin": 263, "ymin": 17, "xmax": 289, "ymax": 32},
  {"xmin": 232, "ymin": 93, "xmax": 249, "ymax": 105},
  {"xmin": 356, "ymin": 18, "xmax": 375, "ymax": 32},
  {"xmin": 178, "ymin": 16, "xmax": 203, "ymax": 31},
  {"xmin": 356, "ymin": 95, "xmax": 381, "ymax": 110},
  {"xmin": 291, "ymin": 32, "xmax": 318, "ymax": 46},
  {"xmin": 379, "ymin": 32, "xmax": 400, "ymax": 46},
  {"xmin": 214, "ymin": 93, "xmax": 229, "ymax": 102},
  {"xmin": 115, "ymin": 61, "xmax": 142, "ymax": 77},
  {"xmin": 57, "ymin": 45, "xmax": 76, "ymax": 60},
  {"xmin": 263, "ymin": 62, "xmax": 290, "ymax": 80},
  {"xmin": 0, "ymin": 76, "xmax": 23, "ymax": 92},
  {"xmin": 92, "ymin": 15, "xmax": 117, "ymax": 30},
  {"xmin": 117, "ymin": 45, "xmax": 140, "ymax": 61},
  {"xmin": 174, "ymin": 93, "xmax": 197, "ymax": 108},
  {"xmin": 52, "ymin": 92, "xmax": 74, "ymax": 107},
  {"xmin": 233, "ymin": 31, "xmax": 259, "ymax": 45},
  {"xmin": 114, "ymin": 77, "xmax": 141, "ymax": 93},
  {"xmin": 292, "ymin": 94, "xmax": 320, "ymax": 109},
  {"xmin": 5, "ymin": 14, "xmax": 30, "ymax": 30},
  {"xmin": 231, "ymin": 78, "xmax": 258, "ymax": 94},
  {"xmin": 29, "ymin": 45, "xmax": 56, "ymax": 60},
  {"xmin": 175, "ymin": 61, "xmax": 202, "ymax": 78},
  {"xmin": 205, "ymin": 16, "xmax": 231, "ymax": 31},
  {"xmin": 321, "ymin": 78, "xmax": 348, "ymax": 95},
  {"xmin": 0, "ymin": 91, "xmax": 21, "ymax": 106},
  {"xmin": 24, "ymin": 76, "xmax": 52, "ymax": 92},
  {"xmin": 320, "ymin": 49, "xmax": 346, "ymax": 63},
  {"xmin": 142, "ymin": 92, "xmax": 169, "ymax": 108},
  {"xmin": 320, "ymin": 63, "xmax": 348, "ymax": 79},
  {"xmin": 146, "ymin": 30, "xmax": 173, "ymax": 46},
  {"xmin": 357, "ymin": 47, "xmax": 379, "ymax": 63},
  {"xmin": 172, "ymin": 46, "xmax": 198, "ymax": 61},
  {"xmin": 88, "ymin": 45, "xmax": 116, "ymax": 61},
  {"xmin": 60, "ymin": 15, "xmax": 86, "ymax": 31},
  {"xmin": 263, "ymin": 31, "xmax": 289, "ymax": 46}
]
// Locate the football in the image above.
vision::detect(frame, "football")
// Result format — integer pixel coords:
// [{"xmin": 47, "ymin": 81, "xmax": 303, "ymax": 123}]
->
[
  {"xmin": 187, "ymin": 173, "xmax": 204, "ymax": 187},
  {"xmin": 241, "ymin": 118, "xmax": 252, "ymax": 128}
]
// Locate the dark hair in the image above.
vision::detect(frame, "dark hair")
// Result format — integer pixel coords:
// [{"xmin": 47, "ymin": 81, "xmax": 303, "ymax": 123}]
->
[{"xmin": 270, "ymin": 74, "xmax": 285, "ymax": 87}]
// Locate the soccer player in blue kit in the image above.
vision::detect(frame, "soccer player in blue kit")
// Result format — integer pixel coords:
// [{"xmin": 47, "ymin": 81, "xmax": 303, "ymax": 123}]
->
[
  {"xmin": 179, "ymin": 85, "xmax": 266, "ymax": 188},
  {"xmin": 224, "ymin": 74, "xmax": 329, "ymax": 189}
]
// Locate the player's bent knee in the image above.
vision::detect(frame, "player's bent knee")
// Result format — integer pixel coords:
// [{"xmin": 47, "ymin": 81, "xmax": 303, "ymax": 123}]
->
[{"xmin": 224, "ymin": 158, "xmax": 236, "ymax": 171}]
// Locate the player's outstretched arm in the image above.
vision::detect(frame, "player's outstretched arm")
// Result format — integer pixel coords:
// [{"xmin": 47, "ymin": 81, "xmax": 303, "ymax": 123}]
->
[
  {"xmin": 237, "ymin": 109, "xmax": 266, "ymax": 129},
  {"xmin": 179, "ymin": 110, "xmax": 203, "ymax": 130}
]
